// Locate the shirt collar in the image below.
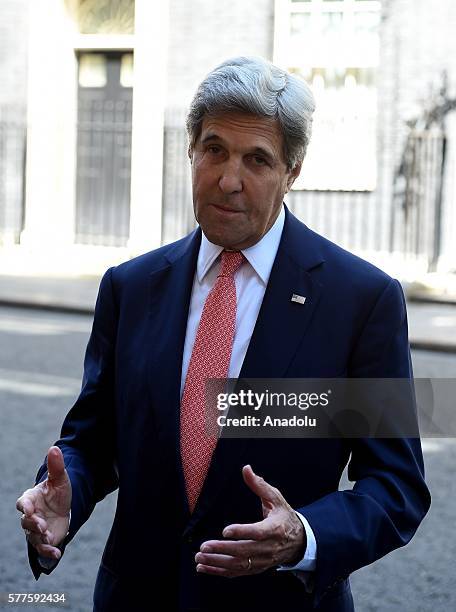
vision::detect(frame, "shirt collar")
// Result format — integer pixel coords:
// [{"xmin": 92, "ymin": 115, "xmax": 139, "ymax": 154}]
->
[{"xmin": 197, "ymin": 205, "xmax": 285, "ymax": 286}]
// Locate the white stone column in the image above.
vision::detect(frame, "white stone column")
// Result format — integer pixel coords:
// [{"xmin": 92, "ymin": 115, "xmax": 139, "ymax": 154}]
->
[
  {"xmin": 21, "ymin": 0, "xmax": 78, "ymax": 248},
  {"xmin": 128, "ymin": 0, "xmax": 170, "ymax": 255}
]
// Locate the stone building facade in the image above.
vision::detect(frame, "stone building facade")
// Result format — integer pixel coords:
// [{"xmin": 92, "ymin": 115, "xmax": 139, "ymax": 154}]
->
[
  {"xmin": 0, "ymin": 0, "xmax": 454, "ymax": 276},
  {"xmin": 0, "ymin": 0, "xmax": 29, "ymax": 243}
]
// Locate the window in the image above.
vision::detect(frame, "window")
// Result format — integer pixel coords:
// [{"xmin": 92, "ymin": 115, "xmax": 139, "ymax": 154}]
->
[
  {"xmin": 66, "ymin": 0, "xmax": 135, "ymax": 35},
  {"xmin": 78, "ymin": 53, "xmax": 107, "ymax": 87},
  {"xmin": 274, "ymin": 0, "xmax": 380, "ymax": 191},
  {"xmin": 120, "ymin": 53, "xmax": 134, "ymax": 87}
]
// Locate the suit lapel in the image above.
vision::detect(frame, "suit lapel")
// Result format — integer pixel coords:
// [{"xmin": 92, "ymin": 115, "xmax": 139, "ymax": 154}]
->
[
  {"xmin": 186, "ymin": 209, "xmax": 325, "ymax": 530},
  {"xmin": 239, "ymin": 248, "xmax": 323, "ymax": 379},
  {"xmin": 147, "ymin": 229, "xmax": 201, "ymax": 516}
]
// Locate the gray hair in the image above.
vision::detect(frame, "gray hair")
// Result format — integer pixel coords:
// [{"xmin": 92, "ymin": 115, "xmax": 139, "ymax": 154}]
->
[{"xmin": 186, "ymin": 56, "xmax": 315, "ymax": 170}]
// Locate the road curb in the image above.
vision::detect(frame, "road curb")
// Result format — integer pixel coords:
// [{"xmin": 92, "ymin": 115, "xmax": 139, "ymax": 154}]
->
[
  {"xmin": 407, "ymin": 295, "xmax": 456, "ymax": 306},
  {"xmin": 410, "ymin": 340, "xmax": 456, "ymax": 354},
  {"xmin": 0, "ymin": 299, "xmax": 94, "ymax": 316}
]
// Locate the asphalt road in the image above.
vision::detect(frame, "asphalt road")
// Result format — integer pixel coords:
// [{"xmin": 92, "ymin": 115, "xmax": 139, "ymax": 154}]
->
[{"xmin": 0, "ymin": 306, "xmax": 455, "ymax": 611}]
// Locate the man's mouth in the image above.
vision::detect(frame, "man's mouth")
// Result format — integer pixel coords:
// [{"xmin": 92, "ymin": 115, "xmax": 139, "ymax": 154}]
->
[{"xmin": 211, "ymin": 203, "xmax": 243, "ymax": 215}]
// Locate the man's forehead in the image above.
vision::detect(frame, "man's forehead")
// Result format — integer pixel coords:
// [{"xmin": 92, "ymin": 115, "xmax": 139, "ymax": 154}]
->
[{"xmin": 201, "ymin": 112, "xmax": 280, "ymax": 134}]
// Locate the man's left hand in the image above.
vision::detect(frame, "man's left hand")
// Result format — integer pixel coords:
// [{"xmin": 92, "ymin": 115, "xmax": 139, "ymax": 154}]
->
[{"xmin": 195, "ymin": 464, "xmax": 306, "ymax": 577}]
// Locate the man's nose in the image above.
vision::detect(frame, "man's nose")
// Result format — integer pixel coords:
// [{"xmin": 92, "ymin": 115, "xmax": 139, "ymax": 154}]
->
[{"xmin": 218, "ymin": 159, "xmax": 243, "ymax": 194}]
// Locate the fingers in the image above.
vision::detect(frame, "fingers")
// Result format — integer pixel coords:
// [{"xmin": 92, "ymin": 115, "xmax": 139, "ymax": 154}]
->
[
  {"xmin": 16, "ymin": 488, "xmax": 38, "ymax": 517},
  {"xmin": 196, "ymin": 528, "xmax": 296, "ymax": 576},
  {"xmin": 198, "ymin": 536, "xmax": 282, "ymax": 570},
  {"xmin": 201, "ymin": 539, "xmax": 256, "ymax": 556},
  {"xmin": 20, "ymin": 513, "xmax": 47, "ymax": 536},
  {"xmin": 195, "ymin": 551, "xmax": 266, "ymax": 577},
  {"xmin": 196, "ymin": 563, "xmax": 237, "ymax": 577},
  {"xmin": 25, "ymin": 530, "xmax": 61, "ymax": 560},
  {"xmin": 241, "ymin": 465, "xmax": 283, "ymax": 507},
  {"xmin": 47, "ymin": 446, "xmax": 66, "ymax": 484},
  {"xmin": 196, "ymin": 552, "xmax": 247, "ymax": 573},
  {"xmin": 21, "ymin": 513, "xmax": 61, "ymax": 560}
]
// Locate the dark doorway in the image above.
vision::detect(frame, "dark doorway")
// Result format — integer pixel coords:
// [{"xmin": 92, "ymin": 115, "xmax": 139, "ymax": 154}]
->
[{"xmin": 75, "ymin": 51, "xmax": 133, "ymax": 247}]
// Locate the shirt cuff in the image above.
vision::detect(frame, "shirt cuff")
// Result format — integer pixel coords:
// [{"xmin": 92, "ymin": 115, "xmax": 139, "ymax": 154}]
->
[
  {"xmin": 37, "ymin": 555, "xmax": 59, "ymax": 570},
  {"xmin": 277, "ymin": 511, "xmax": 317, "ymax": 571}
]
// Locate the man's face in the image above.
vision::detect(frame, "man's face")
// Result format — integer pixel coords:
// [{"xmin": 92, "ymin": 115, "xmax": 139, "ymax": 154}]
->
[{"xmin": 190, "ymin": 112, "xmax": 301, "ymax": 250}]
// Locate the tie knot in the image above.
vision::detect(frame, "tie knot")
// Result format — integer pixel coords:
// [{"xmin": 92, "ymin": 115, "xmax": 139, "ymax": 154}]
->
[{"xmin": 219, "ymin": 250, "xmax": 244, "ymax": 278}]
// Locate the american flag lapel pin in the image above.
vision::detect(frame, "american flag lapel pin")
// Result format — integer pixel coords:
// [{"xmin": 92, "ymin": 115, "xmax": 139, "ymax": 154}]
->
[{"xmin": 291, "ymin": 294, "xmax": 306, "ymax": 305}]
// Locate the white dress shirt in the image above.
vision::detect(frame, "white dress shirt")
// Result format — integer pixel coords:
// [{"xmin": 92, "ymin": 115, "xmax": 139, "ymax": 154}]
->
[{"xmin": 181, "ymin": 206, "xmax": 317, "ymax": 574}]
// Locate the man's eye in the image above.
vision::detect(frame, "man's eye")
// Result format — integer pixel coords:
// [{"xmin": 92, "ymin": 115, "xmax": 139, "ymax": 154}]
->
[
  {"xmin": 208, "ymin": 146, "xmax": 221, "ymax": 155},
  {"xmin": 252, "ymin": 155, "xmax": 267, "ymax": 166}
]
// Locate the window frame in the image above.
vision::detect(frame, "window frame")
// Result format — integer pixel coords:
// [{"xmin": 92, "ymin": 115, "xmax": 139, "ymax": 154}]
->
[{"xmin": 273, "ymin": 0, "xmax": 381, "ymax": 192}]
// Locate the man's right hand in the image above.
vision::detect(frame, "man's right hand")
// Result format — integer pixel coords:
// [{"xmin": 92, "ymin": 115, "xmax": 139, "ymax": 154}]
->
[{"xmin": 16, "ymin": 446, "xmax": 72, "ymax": 560}]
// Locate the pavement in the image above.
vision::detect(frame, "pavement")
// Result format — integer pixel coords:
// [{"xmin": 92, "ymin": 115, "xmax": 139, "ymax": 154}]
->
[
  {"xmin": 1, "ymin": 307, "xmax": 454, "ymax": 611},
  {"xmin": 0, "ymin": 272, "xmax": 456, "ymax": 353}
]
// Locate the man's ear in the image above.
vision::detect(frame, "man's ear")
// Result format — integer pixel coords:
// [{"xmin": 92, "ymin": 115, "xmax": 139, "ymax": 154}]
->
[
  {"xmin": 286, "ymin": 163, "xmax": 302, "ymax": 192},
  {"xmin": 188, "ymin": 144, "xmax": 193, "ymax": 162}
]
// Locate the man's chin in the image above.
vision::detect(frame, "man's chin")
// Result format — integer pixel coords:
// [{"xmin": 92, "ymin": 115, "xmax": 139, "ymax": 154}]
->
[{"xmin": 200, "ymin": 228, "xmax": 244, "ymax": 250}]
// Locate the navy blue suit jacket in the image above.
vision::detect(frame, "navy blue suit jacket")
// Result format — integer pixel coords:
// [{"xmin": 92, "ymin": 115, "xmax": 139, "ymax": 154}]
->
[{"xmin": 30, "ymin": 208, "xmax": 430, "ymax": 611}]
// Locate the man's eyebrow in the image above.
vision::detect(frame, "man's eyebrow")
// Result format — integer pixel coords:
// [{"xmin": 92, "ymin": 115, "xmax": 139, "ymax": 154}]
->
[
  {"xmin": 251, "ymin": 146, "xmax": 275, "ymax": 162},
  {"xmin": 200, "ymin": 134, "xmax": 276, "ymax": 161},
  {"xmin": 200, "ymin": 132, "xmax": 223, "ymax": 145}
]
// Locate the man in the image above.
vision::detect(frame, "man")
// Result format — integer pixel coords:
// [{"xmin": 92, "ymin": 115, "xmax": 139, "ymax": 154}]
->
[{"xmin": 17, "ymin": 56, "xmax": 430, "ymax": 611}]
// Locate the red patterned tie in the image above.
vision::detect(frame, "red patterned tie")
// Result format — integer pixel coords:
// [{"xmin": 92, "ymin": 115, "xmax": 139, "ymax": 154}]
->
[{"xmin": 180, "ymin": 250, "xmax": 244, "ymax": 512}]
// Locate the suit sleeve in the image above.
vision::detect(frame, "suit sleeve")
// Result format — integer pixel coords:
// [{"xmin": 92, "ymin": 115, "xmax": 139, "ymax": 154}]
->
[
  {"xmin": 298, "ymin": 279, "xmax": 431, "ymax": 607},
  {"xmin": 29, "ymin": 267, "xmax": 119, "ymax": 579}
]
